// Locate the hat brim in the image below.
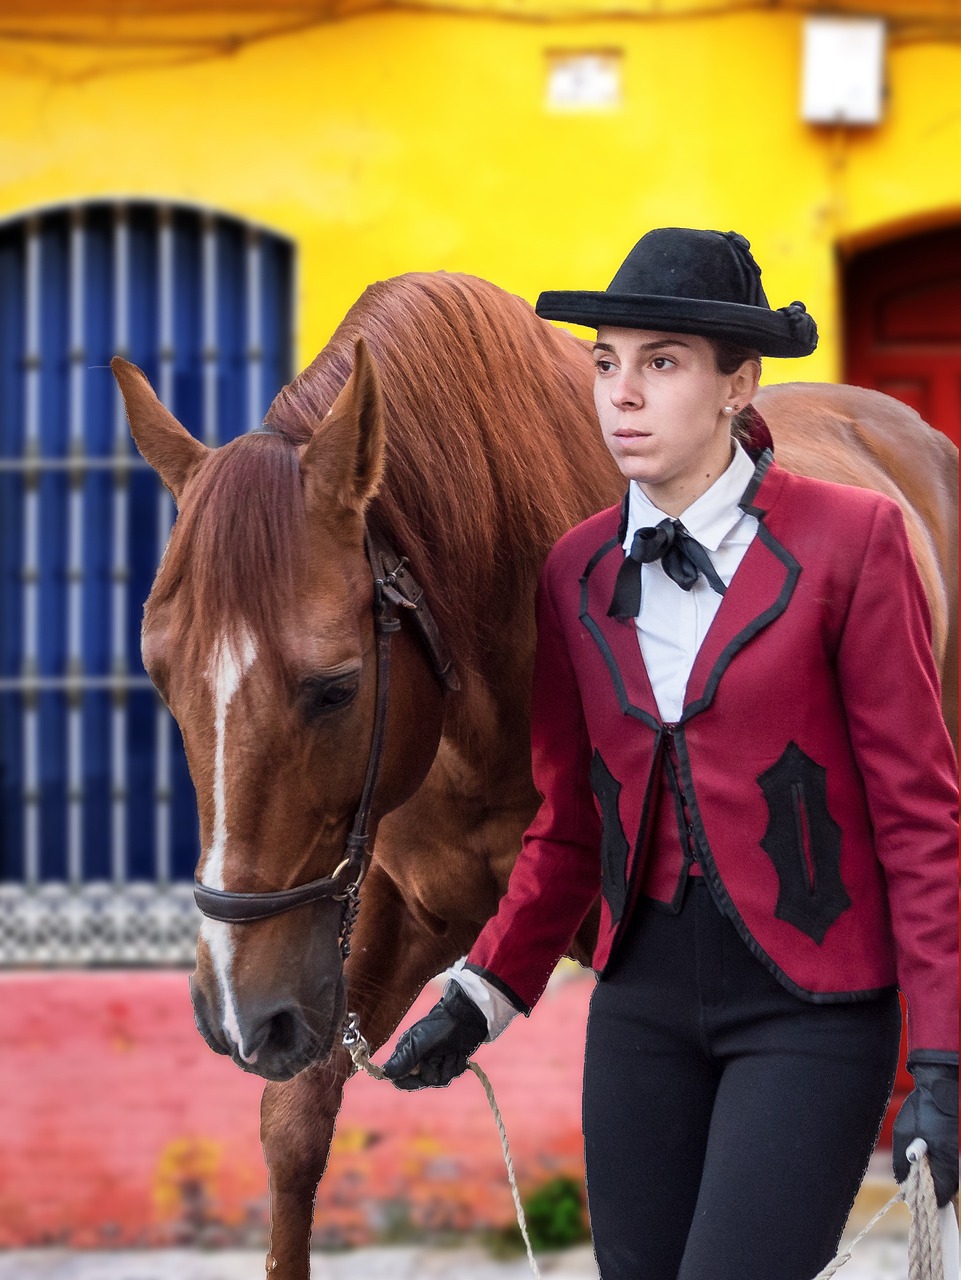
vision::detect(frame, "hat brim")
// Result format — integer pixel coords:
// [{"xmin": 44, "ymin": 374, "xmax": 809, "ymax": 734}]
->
[{"xmin": 535, "ymin": 291, "xmax": 817, "ymax": 359}]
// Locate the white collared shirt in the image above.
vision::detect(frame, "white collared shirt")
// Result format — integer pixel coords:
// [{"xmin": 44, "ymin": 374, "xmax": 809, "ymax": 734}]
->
[
  {"xmin": 623, "ymin": 441, "xmax": 759, "ymax": 722},
  {"xmin": 449, "ymin": 443, "xmax": 760, "ymax": 1040}
]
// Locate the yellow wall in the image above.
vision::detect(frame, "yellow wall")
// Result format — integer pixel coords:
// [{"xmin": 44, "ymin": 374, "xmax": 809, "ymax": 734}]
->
[{"xmin": 2, "ymin": 8, "xmax": 959, "ymax": 384}]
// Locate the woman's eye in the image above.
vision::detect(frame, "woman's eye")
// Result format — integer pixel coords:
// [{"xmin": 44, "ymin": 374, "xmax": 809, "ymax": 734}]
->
[
  {"xmin": 299, "ymin": 676, "xmax": 358, "ymax": 719},
  {"xmin": 650, "ymin": 356, "xmax": 675, "ymax": 370},
  {"xmin": 594, "ymin": 359, "xmax": 615, "ymax": 374}
]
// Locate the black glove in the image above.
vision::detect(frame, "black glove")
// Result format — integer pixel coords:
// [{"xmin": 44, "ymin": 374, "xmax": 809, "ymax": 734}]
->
[
  {"xmin": 892, "ymin": 1053, "xmax": 959, "ymax": 1207},
  {"xmin": 382, "ymin": 981, "xmax": 487, "ymax": 1090}
]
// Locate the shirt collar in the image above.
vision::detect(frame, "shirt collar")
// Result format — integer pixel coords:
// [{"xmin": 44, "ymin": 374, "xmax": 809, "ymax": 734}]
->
[{"xmin": 624, "ymin": 441, "xmax": 757, "ymax": 554}]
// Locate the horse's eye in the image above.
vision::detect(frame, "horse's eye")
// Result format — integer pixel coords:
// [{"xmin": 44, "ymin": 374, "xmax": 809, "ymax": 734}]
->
[{"xmin": 299, "ymin": 676, "xmax": 358, "ymax": 719}]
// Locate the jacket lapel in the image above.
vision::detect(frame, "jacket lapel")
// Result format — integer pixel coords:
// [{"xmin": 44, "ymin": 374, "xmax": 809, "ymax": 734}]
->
[
  {"xmin": 682, "ymin": 454, "xmax": 799, "ymax": 718},
  {"xmin": 578, "ymin": 454, "xmax": 800, "ymax": 727},
  {"xmin": 578, "ymin": 500, "xmax": 662, "ymax": 728}
]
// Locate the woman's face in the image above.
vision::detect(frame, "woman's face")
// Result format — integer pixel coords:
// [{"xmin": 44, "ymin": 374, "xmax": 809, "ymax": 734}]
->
[{"xmin": 592, "ymin": 326, "xmax": 752, "ymax": 509}]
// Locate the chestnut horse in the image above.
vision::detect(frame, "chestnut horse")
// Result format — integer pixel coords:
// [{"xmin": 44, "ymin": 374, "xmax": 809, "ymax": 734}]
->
[{"xmin": 112, "ymin": 272, "xmax": 957, "ymax": 1280}]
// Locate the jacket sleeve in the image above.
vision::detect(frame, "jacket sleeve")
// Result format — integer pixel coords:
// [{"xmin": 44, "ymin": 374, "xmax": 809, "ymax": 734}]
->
[
  {"xmin": 835, "ymin": 498, "xmax": 959, "ymax": 1054},
  {"xmin": 465, "ymin": 560, "xmax": 602, "ymax": 1014}
]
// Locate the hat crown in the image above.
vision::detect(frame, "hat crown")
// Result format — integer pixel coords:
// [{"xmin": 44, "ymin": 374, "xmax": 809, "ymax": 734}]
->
[{"xmin": 608, "ymin": 228, "xmax": 770, "ymax": 309}]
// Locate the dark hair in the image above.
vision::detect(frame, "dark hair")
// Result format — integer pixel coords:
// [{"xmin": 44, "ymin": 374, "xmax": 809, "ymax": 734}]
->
[
  {"xmin": 710, "ymin": 337, "xmax": 762, "ymax": 376},
  {"xmin": 710, "ymin": 338, "xmax": 762, "ymax": 445}
]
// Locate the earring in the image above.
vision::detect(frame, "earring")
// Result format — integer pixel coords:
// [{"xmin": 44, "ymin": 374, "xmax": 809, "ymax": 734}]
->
[{"xmin": 723, "ymin": 405, "xmax": 735, "ymax": 415}]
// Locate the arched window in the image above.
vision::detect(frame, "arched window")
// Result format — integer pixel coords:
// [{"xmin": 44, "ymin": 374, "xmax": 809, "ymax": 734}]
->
[{"xmin": 0, "ymin": 201, "xmax": 294, "ymax": 964}]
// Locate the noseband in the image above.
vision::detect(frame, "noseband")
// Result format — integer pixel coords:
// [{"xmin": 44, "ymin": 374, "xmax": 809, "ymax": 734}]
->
[{"xmin": 192, "ymin": 528, "xmax": 457, "ymax": 958}]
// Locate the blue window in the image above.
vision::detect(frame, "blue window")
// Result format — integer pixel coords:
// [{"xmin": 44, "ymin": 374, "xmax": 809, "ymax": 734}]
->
[{"xmin": 0, "ymin": 201, "xmax": 294, "ymax": 963}]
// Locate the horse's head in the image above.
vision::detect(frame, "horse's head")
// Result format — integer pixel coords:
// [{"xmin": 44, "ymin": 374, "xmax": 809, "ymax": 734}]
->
[{"xmin": 112, "ymin": 342, "xmax": 446, "ymax": 1080}]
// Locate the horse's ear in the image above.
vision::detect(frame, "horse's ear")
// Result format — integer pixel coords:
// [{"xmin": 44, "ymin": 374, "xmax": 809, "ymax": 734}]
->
[
  {"xmin": 111, "ymin": 357, "xmax": 208, "ymax": 504},
  {"xmin": 302, "ymin": 337, "xmax": 385, "ymax": 513}
]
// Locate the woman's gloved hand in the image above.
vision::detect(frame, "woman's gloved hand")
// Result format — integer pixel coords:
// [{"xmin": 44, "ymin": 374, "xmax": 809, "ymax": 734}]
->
[
  {"xmin": 383, "ymin": 981, "xmax": 488, "ymax": 1090},
  {"xmin": 892, "ymin": 1054, "xmax": 959, "ymax": 1207}
]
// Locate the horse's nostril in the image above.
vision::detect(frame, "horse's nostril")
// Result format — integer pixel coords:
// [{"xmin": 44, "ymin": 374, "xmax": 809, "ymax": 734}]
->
[
  {"xmin": 228, "ymin": 992, "xmax": 337, "ymax": 1078},
  {"xmin": 242, "ymin": 1006, "xmax": 305, "ymax": 1065},
  {"xmin": 266, "ymin": 1008, "xmax": 300, "ymax": 1056}
]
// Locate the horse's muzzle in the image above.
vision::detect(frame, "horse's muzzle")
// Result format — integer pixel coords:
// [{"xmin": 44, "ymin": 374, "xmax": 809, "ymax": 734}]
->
[{"xmin": 190, "ymin": 971, "xmax": 346, "ymax": 1081}]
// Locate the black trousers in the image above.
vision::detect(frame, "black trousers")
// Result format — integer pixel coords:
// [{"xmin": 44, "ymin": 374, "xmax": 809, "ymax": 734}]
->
[{"xmin": 582, "ymin": 879, "xmax": 901, "ymax": 1280}]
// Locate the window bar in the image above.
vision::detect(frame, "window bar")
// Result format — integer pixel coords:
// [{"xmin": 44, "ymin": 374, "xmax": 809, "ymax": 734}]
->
[
  {"xmin": 246, "ymin": 226, "xmax": 263, "ymax": 431},
  {"xmin": 154, "ymin": 206, "xmax": 176, "ymax": 887},
  {"xmin": 67, "ymin": 206, "xmax": 86, "ymax": 889},
  {"xmin": 0, "ymin": 457, "xmax": 148, "ymax": 473},
  {"xmin": 202, "ymin": 214, "xmax": 220, "ymax": 448},
  {"xmin": 0, "ymin": 674, "xmax": 153, "ymax": 692},
  {"xmin": 110, "ymin": 204, "xmax": 130, "ymax": 889},
  {"xmin": 22, "ymin": 216, "xmax": 42, "ymax": 889}
]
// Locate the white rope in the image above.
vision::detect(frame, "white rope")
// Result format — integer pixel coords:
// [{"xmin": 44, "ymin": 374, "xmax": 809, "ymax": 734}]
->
[
  {"xmin": 811, "ymin": 1139, "xmax": 952, "ymax": 1280},
  {"xmin": 343, "ymin": 1017, "xmax": 541, "ymax": 1279},
  {"xmin": 343, "ymin": 1016, "xmax": 952, "ymax": 1280},
  {"xmin": 809, "ymin": 1186, "xmax": 906, "ymax": 1279},
  {"xmin": 467, "ymin": 1058, "xmax": 543, "ymax": 1280},
  {"xmin": 905, "ymin": 1140, "xmax": 946, "ymax": 1280}
]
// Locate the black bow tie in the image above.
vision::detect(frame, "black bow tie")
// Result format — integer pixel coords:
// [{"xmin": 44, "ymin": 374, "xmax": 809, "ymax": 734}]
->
[{"xmin": 608, "ymin": 518, "xmax": 727, "ymax": 620}]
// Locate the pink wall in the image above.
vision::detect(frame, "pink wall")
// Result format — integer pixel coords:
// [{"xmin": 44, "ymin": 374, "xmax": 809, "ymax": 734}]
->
[{"xmin": 0, "ymin": 971, "xmax": 591, "ymax": 1248}]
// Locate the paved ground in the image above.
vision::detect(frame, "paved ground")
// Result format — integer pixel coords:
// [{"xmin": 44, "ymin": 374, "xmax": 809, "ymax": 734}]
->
[{"xmin": 0, "ymin": 1233, "xmax": 913, "ymax": 1279}]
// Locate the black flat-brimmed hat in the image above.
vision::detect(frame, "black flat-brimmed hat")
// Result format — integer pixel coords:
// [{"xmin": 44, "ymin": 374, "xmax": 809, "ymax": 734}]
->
[{"xmin": 535, "ymin": 227, "xmax": 817, "ymax": 359}]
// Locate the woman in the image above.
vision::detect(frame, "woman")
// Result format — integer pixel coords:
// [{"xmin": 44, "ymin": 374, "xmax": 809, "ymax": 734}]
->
[{"xmin": 383, "ymin": 228, "xmax": 959, "ymax": 1280}]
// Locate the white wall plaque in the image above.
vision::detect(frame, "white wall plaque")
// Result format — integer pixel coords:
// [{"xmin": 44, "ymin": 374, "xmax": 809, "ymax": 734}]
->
[
  {"xmin": 547, "ymin": 51, "xmax": 622, "ymax": 111},
  {"xmin": 801, "ymin": 16, "xmax": 886, "ymax": 125}
]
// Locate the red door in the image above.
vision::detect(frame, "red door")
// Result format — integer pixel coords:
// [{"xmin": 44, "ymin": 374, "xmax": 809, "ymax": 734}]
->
[
  {"xmin": 844, "ymin": 225, "xmax": 960, "ymax": 1146},
  {"xmin": 845, "ymin": 224, "xmax": 961, "ymax": 446}
]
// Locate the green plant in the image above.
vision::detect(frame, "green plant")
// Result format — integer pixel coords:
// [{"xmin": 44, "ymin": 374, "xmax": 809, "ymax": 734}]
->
[{"xmin": 488, "ymin": 1174, "xmax": 591, "ymax": 1254}]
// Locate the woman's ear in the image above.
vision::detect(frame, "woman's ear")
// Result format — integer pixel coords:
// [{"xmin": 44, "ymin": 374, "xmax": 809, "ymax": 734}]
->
[{"xmin": 728, "ymin": 357, "xmax": 762, "ymax": 409}]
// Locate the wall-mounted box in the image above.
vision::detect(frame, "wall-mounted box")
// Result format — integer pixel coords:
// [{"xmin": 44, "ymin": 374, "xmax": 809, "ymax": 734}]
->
[
  {"xmin": 801, "ymin": 17, "xmax": 885, "ymax": 125},
  {"xmin": 546, "ymin": 50, "xmax": 623, "ymax": 111}
]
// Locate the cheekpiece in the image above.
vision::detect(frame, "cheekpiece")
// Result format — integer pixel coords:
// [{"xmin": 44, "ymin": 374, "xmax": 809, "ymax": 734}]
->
[{"xmin": 535, "ymin": 228, "xmax": 818, "ymax": 358}]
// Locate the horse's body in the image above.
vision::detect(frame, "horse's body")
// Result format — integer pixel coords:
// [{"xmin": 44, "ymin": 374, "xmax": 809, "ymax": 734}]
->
[{"xmin": 112, "ymin": 272, "xmax": 958, "ymax": 1280}]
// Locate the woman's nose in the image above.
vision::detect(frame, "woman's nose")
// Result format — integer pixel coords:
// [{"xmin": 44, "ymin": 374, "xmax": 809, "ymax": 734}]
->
[{"xmin": 610, "ymin": 374, "xmax": 643, "ymax": 410}]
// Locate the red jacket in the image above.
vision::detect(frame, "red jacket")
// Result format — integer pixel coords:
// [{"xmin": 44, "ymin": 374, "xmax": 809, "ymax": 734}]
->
[{"xmin": 468, "ymin": 452, "xmax": 959, "ymax": 1053}]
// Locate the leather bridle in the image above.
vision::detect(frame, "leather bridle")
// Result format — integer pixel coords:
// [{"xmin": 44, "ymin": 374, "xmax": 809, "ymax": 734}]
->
[{"xmin": 192, "ymin": 528, "xmax": 457, "ymax": 959}]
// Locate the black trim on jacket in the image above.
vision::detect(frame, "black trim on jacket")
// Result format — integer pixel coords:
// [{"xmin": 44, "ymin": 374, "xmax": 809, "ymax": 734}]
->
[
  {"xmin": 462, "ymin": 963, "xmax": 532, "ymax": 1016},
  {"xmin": 670, "ymin": 727, "xmax": 893, "ymax": 1005}
]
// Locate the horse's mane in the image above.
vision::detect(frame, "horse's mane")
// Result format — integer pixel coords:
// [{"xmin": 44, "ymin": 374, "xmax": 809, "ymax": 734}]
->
[{"xmin": 150, "ymin": 272, "xmax": 618, "ymax": 684}]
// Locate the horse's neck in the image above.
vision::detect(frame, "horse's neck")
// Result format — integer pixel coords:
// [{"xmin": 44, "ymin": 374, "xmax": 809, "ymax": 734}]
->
[{"xmin": 436, "ymin": 599, "xmax": 539, "ymax": 794}]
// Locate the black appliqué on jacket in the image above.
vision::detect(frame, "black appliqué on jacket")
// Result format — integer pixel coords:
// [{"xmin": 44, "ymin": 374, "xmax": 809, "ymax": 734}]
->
[
  {"xmin": 590, "ymin": 749, "xmax": 630, "ymax": 925},
  {"xmin": 757, "ymin": 742, "xmax": 851, "ymax": 945}
]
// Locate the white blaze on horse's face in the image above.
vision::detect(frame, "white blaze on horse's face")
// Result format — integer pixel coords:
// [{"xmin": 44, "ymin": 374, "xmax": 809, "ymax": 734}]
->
[
  {"xmin": 199, "ymin": 628, "xmax": 258, "ymax": 1065},
  {"xmin": 203, "ymin": 627, "xmax": 257, "ymax": 889}
]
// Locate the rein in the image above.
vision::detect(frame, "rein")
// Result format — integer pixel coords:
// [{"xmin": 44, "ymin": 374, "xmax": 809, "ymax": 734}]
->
[{"xmin": 192, "ymin": 527, "xmax": 457, "ymax": 958}]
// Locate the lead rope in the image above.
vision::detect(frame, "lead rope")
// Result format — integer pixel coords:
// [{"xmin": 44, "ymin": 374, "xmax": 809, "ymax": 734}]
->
[
  {"xmin": 343, "ymin": 1014, "xmax": 542, "ymax": 1280},
  {"xmin": 344, "ymin": 1014, "xmax": 949, "ymax": 1280},
  {"xmin": 804, "ymin": 1138, "xmax": 950, "ymax": 1280}
]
